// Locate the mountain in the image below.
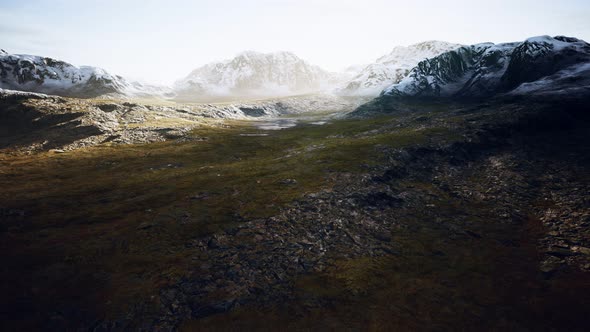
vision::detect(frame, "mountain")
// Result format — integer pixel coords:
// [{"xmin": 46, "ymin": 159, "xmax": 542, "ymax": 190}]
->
[
  {"xmin": 174, "ymin": 51, "xmax": 339, "ymax": 102},
  {"xmin": 336, "ymin": 41, "xmax": 462, "ymax": 97},
  {"xmin": 0, "ymin": 49, "xmax": 173, "ymax": 99},
  {"xmin": 382, "ymin": 36, "xmax": 590, "ymax": 99}
]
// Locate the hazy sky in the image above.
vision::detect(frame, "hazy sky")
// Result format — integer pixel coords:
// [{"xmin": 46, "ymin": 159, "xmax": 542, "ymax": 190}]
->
[{"xmin": 1, "ymin": 0, "xmax": 589, "ymax": 84}]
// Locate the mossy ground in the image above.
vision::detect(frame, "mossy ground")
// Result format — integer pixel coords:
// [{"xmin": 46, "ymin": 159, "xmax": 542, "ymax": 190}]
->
[
  {"xmin": 184, "ymin": 179, "xmax": 590, "ymax": 331},
  {"xmin": 4, "ymin": 102, "xmax": 588, "ymax": 330},
  {"xmin": 0, "ymin": 109, "xmax": 459, "ymax": 329}
]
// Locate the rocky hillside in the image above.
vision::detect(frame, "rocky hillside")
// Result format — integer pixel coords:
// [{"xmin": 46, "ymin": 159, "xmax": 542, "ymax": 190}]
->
[
  {"xmin": 336, "ymin": 41, "xmax": 462, "ymax": 97},
  {"xmin": 174, "ymin": 51, "xmax": 341, "ymax": 102},
  {"xmin": 0, "ymin": 49, "xmax": 173, "ymax": 99},
  {"xmin": 0, "ymin": 89, "xmax": 359, "ymax": 153},
  {"xmin": 381, "ymin": 36, "xmax": 590, "ymax": 99},
  {"xmin": 2, "ymin": 93, "xmax": 589, "ymax": 331}
]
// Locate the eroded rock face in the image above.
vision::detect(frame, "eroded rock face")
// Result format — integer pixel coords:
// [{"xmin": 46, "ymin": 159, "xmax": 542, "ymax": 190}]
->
[
  {"xmin": 0, "ymin": 52, "xmax": 128, "ymax": 98},
  {"xmin": 501, "ymin": 36, "xmax": 590, "ymax": 90},
  {"xmin": 0, "ymin": 51, "xmax": 174, "ymax": 99},
  {"xmin": 336, "ymin": 41, "xmax": 462, "ymax": 97},
  {"xmin": 381, "ymin": 36, "xmax": 590, "ymax": 99}
]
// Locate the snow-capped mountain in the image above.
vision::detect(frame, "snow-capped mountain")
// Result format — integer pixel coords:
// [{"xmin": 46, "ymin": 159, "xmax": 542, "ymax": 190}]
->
[
  {"xmin": 383, "ymin": 36, "xmax": 590, "ymax": 99},
  {"xmin": 0, "ymin": 49, "xmax": 173, "ymax": 99},
  {"xmin": 174, "ymin": 51, "xmax": 341, "ymax": 102},
  {"xmin": 336, "ymin": 41, "xmax": 462, "ymax": 97}
]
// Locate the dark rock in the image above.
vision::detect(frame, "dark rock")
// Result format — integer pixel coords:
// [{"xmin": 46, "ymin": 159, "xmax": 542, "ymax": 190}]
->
[
  {"xmin": 373, "ymin": 230, "xmax": 392, "ymax": 242},
  {"xmin": 465, "ymin": 230, "xmax": 482, "ymax": 239},
  {"xmin": 137, "ymin": 221, "xmax": 157, "ymax": 230},
  {"xmin": 207, "ymin": 237, "xmax": 220, "ymax": 249},
  {"xmin": 279, "ymin": 179, "xmax": 298, "ymax": 185},
  {"xmin": 356, "ymin": 192, "xmax": 402, "ymax": 208},
  {"xmin": 0, "ymin": 208, "xmax": 26, "ymax": 217},
  {"xmin": 192, "ymin": 298, "xmax": 236, "ymax": 318},
  {"xmin": 189, "ymin": 192, "xmax": 210, "ymax": 200},
  {"xmin": 546, "ymin": 246, "xmax": 578, "ymax": 257},
  {"xmin": 97, "ymin": 104, "xmax": 119, "ymax": 112}
]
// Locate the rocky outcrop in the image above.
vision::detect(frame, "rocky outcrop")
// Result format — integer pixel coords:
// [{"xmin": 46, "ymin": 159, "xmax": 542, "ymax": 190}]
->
[
  {"xmin": 381, "ymin": 36, "xmax": 590, "ymax": 99},
  {"xmin": 0, "ymin": 50, "xmax": 173, "ymax": 99},
  {"xmin": 0, "ymin": 90, "xmax": 361, "ymax": 152},
  {"xmin": 336, "ymin": 41, "xmax": 462, "ymax": 97},
  {"xmin": 138, "ymin": 99, "xmax": 590, "ymax": 330}
]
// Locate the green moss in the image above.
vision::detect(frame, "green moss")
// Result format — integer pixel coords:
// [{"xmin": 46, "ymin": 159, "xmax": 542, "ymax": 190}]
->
[{"xmin": 0, "ymin": 109, "xmax": 463, "ymax": 323}]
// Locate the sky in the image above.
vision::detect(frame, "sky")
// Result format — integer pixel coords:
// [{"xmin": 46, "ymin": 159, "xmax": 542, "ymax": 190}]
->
[{"xmin": 1, "ymin": 0, "xmax": 589, "ymax": 85}]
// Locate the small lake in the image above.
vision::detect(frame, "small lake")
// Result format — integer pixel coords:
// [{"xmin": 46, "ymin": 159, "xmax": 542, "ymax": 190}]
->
[
  {"xmin": 249, "ymin": 117, "xmax": 332, "ymax": 131},
  {"xmin": 254, "ymin": 118, "xmax": 298, "ymax": 130}
]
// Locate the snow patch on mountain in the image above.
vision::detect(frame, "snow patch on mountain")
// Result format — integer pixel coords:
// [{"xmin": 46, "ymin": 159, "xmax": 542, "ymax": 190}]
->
[
  {"xmin": 336, "ymin": 41, "xmax": 462, "ymax": 97},
  {"xmin": 174, "ymin": 51, "xmax": 343, "ymax": 102},
  {"xmin": 383, "ymin": 36, "xmax": 590, "ymax": 99},
  {"xmin": 0, "ymin": 50, "xmax": 173, "ymax": 99},
  {"xmin": 509, "ymin": 61, "xmax": 590, "ymax": 96}
]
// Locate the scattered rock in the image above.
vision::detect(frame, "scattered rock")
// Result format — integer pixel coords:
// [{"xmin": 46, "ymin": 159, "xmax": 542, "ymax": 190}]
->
[
  {"xmin": 279, "ymin": 179, "xmax": 298, "ymax": 185},
  {"xmin": 207, "ymin": 237, "xmax": 220, "ymax": 249},
  {"xmin": 97, "ymin": 104, "xmax": 119, "ymax": 112},
  {"xmin": 540, "ymin": 256, "xmax": 566, "ymax": 274},
  {"xmin": 137, "ymin": 221, "xmax": 158, "ymax": 230},
  {"xmin": 573, "ymin": 246, "xmax": 590, "ymax": 256},
  {"xmin": 189, "ymin": 192, "xmax": 210, "ymax": 200},
  {"xmin": 0, "ymin": 208, "xmax": 26, "ymax": 217}
]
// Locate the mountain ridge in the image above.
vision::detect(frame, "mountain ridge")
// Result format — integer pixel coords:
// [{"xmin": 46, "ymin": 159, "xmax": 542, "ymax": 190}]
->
[
  {"xmin": 3, "ymin": 36, "xmax": 589, "ymax": 103},
  {"xmin": 336, "ymin": 41, "xmax": 462, "ymax": 97},
  {"xmin": 381, "ymin": 35, "xmax": 590, "ymax": 99},
  {"xmin": 173, "ymin": 50, "xmax": 345, "ymax": 102},
  {"xmin": 0, "ymin": 50, "xmax": 173, "ymax": 99}
]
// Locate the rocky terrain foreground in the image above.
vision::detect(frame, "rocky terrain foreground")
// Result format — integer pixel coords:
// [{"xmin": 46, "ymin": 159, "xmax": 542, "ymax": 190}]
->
[{"xmin": 0, "ymin": 91, "xmax": 589, "ymax": 330}]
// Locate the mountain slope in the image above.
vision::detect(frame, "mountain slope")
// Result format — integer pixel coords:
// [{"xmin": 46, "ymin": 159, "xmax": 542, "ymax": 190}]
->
[
  {"xmin": 0, "ymin": 49, "xmax": 173, "ymax": 99},
  {"xmin": 382, "ymin": 36, "xmax": 590, "ymax": 99},
  {"xmin": 174, "ymin": 51, "xmax": 339, "ymax": 102},
  {"xmin": 336, "ymin": 41, "xmax": 462, "ymax": 97}
]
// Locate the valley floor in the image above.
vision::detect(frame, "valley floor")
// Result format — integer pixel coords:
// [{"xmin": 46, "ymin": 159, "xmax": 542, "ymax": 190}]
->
[
  {"xmin": 0, "ymin": 90, "xmax": 365, "ymax": 153},
  {"xmin": 1, "ymin": 96, "xmax": 589, "ymax": 330}
]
